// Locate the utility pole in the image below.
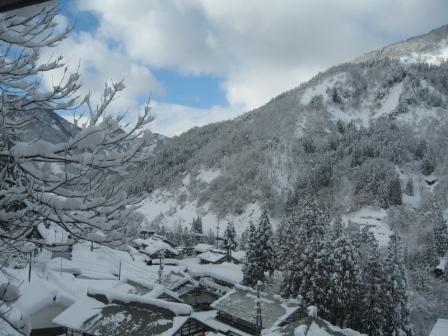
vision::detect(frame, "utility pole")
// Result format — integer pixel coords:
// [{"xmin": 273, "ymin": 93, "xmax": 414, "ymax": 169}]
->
[
  {"xmin": 158, "ymin": 250, "xmax": 165, "ymax": 284},
  {"xmin": 28, "ymin": 252, "xmax": 32, "ymax": 282},
  {"xmin": 255, "ymin": 281, "xmax": 263, "ymax": 336},
  {"xmin": 216, "ymin": 215, "xmax": 220, "ymax": 249},
  {"xmin": 118, "ymin": 260, "xmax": 122, "ymax": 281}
]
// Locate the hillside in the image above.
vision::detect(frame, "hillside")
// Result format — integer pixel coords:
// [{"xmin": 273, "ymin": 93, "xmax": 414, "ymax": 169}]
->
[{"xmin": 127, "ymin": 30, "xmax": 448, "ymax": 240}]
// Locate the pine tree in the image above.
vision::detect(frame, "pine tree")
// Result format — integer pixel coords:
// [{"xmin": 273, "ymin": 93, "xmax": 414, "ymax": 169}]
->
[
  {"xmin": 280, "ymin": 191, "xmax": 331, "ymax": 301},
  {"xmin": 326, "ymin": 223, "xmax": 361, "ymax": 328},
  {"xmin": 360, "ymin": 231, "xmax": 387, "ymax": 336},
  {"xmin": 222, "ymin": 221, "xmax": 238, "ymax": 262},
  {"xmin": 432, "ymin": 205, "xmax": 448, "ymax": 258},
  {"xmin": 255, "ymin": 210, "xmax": 276, "ymax": 275},
  {"xmin": 404, "ymin": 178, "xmax": 414, "ymax": 196},
  {"xmin": 243, "ymin": 222, "xmax": 262, "ymax": 287},
  {"xmin": 383, "ymin": 233, "xmax": 412, "ymax": 336}
]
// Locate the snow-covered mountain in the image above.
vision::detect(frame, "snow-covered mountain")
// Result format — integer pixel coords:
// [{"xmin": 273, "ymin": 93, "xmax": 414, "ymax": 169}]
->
[
  {"xmin": 354, "ymin": 24, "xmax": 448, "ymax": 65},
  {"xmin": 125, "ymin": 24, "xmax": 448, "ymax": 243}
]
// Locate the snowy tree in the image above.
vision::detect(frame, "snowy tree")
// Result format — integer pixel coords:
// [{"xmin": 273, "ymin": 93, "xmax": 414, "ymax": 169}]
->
[
  {"xmin": 383, "ymin": 233, "xmax": 412, "ymax": 336},
  {"xmin": 222, "ymin": 221, "xmax": 237, "ymax": 261},
  {"xmin": 404, "ymin": 177, "xmax": 414, "ymax": 196},
  {"xmin": 326, "ymin": 222, "xmax": 361, "ymax": 328},
  {"xmin": 0, "ymin": 6, "xmax": 153, "ymax": 333},
  {"xmin": 242, "ymin": 221, "xmax": 261, "ymax": 287},
  {"xmin": 191, "ymin": 217, "xmax": 203, "ymax": 234},
  {"xmin": 280, "ymin": 190, "xmax": 331, "ymax": 302},
  {"xmin": 432, "ymin": 205, "xmax": 448, "ymax": 258},
  {"xmin": 239, "ymin": 225, "xmax": 250, "ymax": 251},
  {"xmin": 254, "ymin": 210, "xmax": 275, "ymax": 275},
  {"xmin": 359, "ymin": 231, "xmax": 387, "ymax": 336}
]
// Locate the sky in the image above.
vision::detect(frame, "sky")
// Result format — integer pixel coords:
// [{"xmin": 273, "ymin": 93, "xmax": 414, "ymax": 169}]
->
[{"xmin": 48, "ymin": 0, "xmax": 448, "ymax": 136}]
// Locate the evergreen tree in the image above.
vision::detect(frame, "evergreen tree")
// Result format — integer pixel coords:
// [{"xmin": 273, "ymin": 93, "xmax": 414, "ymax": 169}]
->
[
  {"xmin": 254, "ymin": 210, "xmax": 276, "ymax": 275},
  {"xmin": 432, "ymin": 205, "xmax": 448, "ymax": 258},
  {"xmin": 383, "ymin": 233, "xmax": 412, "ymax": 336},
  {"xmin": 280, "ymin": 191, "xmax": 331, "ymax": 301},
  {"xmin": 191, "ymin": 217, "xmax": 203, "ymax": 234},
  {"xmin": 206, "ymin": 228, "xmax": 215, "ymax": 245},
  {"xmin": 222, "ymin": 221, "xmax": 238, "ymax": 261},
  {"xmin": 360, "ymin": 232, "xmax": 387, "ymax": 336},
  {"xmin": 404, "ymin": 177, "xmax": 414, "ymax": 196},
  {"xmin": 326, "ymin": 224, "xmax": 361, "ymax": 328},
  {"xmin": 243, "ymin": 222, "xmax": 262, "ymax": 287},
  {"xmin": 239, "ymin": 226, "xmax": 250, "ymax": 251}
]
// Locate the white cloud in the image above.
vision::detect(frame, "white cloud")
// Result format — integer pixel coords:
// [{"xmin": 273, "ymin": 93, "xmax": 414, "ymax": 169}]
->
[
  {"xmin": 148, "ymin": 102, "xmax": 240, "ymax": 137},
  {"xmin": 51, "ymin": 0, "xmax": 448, "ymax": 134}
]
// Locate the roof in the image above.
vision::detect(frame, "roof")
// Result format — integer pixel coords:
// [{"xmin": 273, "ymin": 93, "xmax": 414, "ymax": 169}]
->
[
  {"xmin": 194, "ymin": 243, "xmax": 215, "ymax": 253},
  {"xmin": 211, "ymin": 284, "xmax": 300, "ymax": 330},
  {"xmin": 133, "ymin": 238, "xmax": 179, "ymax": 256},
  {"xmin": 198, "ymin": 250, "xmax": 227, "ymax": 263},
  {"xmin": 186, "ymin": 262, "xmax": 243, "ymax": 285},
  {"xmin": 53, "ymin": 296, "xmax": 177, "ymax": 336},
  {"xmin": 231, "ymin": 251, "xmax": 246, "ymax": 262},
  {"xmin": 430, "ymin": 319, "xmax": 448, "ymax": 336},
  {"xmin": 163, "ymin": 311, "xmax": 253, "ymax": 336},
  {"xmin": 16, "ymin": 278, "xmax": 75, "ymax": 318}
]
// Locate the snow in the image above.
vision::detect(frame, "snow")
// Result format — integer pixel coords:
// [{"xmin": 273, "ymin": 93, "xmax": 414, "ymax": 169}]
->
[
  {"xmin": 301, "ymin": 73, "xmax": 347, "ymax": 105},
  {"xmin": 375, "ymin": 82, "xmax": 403, "ymax": 117},
  {"xmin": 193, "ymin": 243, "xmax": 214, "ymax": 254},
  {"xmin": 429, "ymin": 319, "xmax": 448, "ymax": 336},
  {"xmin": 86, "ymin": 289, "xmax": 192, "ymax": 315},
  {"xmin": 198, "ymin": 250, "xmax": 227, "ymax": 263},
  {"xmin": 342, "ymin": 207, "xmax": 392, "ymax": 246},
  {"xmin": 52, "ymin": 297, "xmax": 104, "ymax": 330},
  {"xmin": 196, "ymin": 168, "xmax": 220, "ymax": 183},
  {"xmin": 436, "ymin": 257, "xmax": 447, "ymax": 271},
  {"xmin": 134, "ymin": 237, "xmax": 179, "ymax": 256},
  {"xmin": 182, "ymin": 260, "xmax": 243, "ymax": 285},
  {"xmin": 139, "ymin": 189, "xmax": 266, "ymax": 236}
]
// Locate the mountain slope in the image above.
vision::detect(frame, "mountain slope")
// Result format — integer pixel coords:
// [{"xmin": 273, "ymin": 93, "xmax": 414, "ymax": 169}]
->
[{"xmin": 354, "ymin": 24, "xmax": 448, "ymax": 64}]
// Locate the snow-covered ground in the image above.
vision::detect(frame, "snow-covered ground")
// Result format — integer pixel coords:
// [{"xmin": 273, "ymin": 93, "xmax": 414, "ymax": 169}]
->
[{"xmin": 342, "ymin": 207, "xmax": 392, "ymax": 246}]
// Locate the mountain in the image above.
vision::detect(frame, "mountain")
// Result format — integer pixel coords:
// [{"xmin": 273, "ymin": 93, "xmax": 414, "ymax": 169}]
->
[
  {"xmin": 354, "ymin": 24, "xmax": 448, "ymax": 64},
  {"xmin": 7, "ymin": 107, "xmax": 78, "ymax": 143},
  {"xmin": 128, "ymin": 25, "xmax": 448, "ymax": 240}
]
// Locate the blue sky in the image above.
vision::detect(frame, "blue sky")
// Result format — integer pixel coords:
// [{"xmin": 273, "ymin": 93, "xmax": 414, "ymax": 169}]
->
[{"xmin": 50, "ymin": 0, "xmax": 448, "ymax": 136}]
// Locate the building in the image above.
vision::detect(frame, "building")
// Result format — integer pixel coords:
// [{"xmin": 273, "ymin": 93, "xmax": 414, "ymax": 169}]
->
[
  {"xmin": 132, "ymin": 237, "xmax": 180, "ymax": 259},
  {"xmin": 429, "ymin": 319, "xmax": 448, "ymax": 336},
  {"xmin": 198, "ymin": 250, "xmax": 227, "ymax": 264},
  {"xmin": 54, "ymin": 290, "xmax": 192, "ymax": 336},
  {"xmin": 211, "ymin": 285, "xmax": 302, "ymax": 335}
]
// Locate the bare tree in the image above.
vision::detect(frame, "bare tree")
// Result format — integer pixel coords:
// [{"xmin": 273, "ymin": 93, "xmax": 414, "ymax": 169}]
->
[{"xmin": 0, "ymin": 5, "xmax": 153, "ymax": 333}]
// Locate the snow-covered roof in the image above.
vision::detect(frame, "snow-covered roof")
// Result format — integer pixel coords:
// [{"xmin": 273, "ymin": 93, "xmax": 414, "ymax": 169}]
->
[
  {"xmin": 53, "ymin": 297, "xmax": 104, "ymax": 330},
  {"xmin": 194, "ymin": 243, "xmax": 214, "ymax": 253},
  {"xmin": 232, "ymin": 251, "xmax": 246, "ymax": 262},
  {"xmin": 53, "ymin": 296, "xmax": 177, "ymax": 335},
  {"xmin": 430, "ymin": 319, "xmax": 448, "ymax": 336},
  {"xmin": 186, "ymin": 262, "xmax": 243, "ymax": 285},
  {"xmin": 211, "ymin": 284, "xmax": 300, "ymax": 330},
  {"xmin": 87, "ymin": 288, "xmax": 192, "ymax": 315},
  {"xmin": 0, "ymin": 318, "xmax": 24, "ymax": 336},
  {"xmin": 163, "ymin": 310, "xmax": 253, "ymax": 336},
  {"xmin": 198, "ymin": 250, "xmax": 227, "ymax": 263},
  {"xmin": 16, "ymin": 278, "xmax": 75, "ymax": 318},
  {"xmin": 134, "ymin": 238, "xmax": 179, "ymax": 256}
]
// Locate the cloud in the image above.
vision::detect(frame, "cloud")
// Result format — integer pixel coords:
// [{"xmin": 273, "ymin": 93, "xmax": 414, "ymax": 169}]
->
[
  {"xmin": 148, "ymin": 102, "xmax": 240, "ymax": 137},
  {"xmin": 53, "ymin": 0, "xmax": 448, "ymax": 134}
]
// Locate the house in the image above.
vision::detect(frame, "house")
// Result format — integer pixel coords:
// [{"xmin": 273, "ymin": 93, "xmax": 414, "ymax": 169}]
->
[
  {"xmin": 16, "ymin": 278, "xmax": 75, "ymax": 336},
  {"xmin": 168, "ymin": 311, "xmax": 253, "ymax": 336},
  {"xmin": 193, "ymin": 243, "xmax": 215, "ymax": 255},
  {"xmin": 54, "ymin": 290, "xmax": 192, "ymax": 336},
  {"xmin": 133, "ymin": 237, "xmax": 180, "ymax": 259},
  {"xmin": 179, "ymin": 286, "xmax": 220, "ymax": 312},
  {"xmin": 198, "ymin": 250, "xmax": 227, "ymax": 264},
  {"xmin": 266, "ymin": 316, "xmax": 365, "ymax": 336},
  {"xmin": 210, "ymin": 284, "xmax": 302, "ymax": 335},
  {"xmin": 429, "ymin": 319, "xmax": 448, "ymax": 336},
  {"xmin": 230, "ymin": 251, "xmax": 246, "ymax": 264},
  {"xmin": 139, "ymin": 228, "xmax": 157, "ymax": 240}
]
